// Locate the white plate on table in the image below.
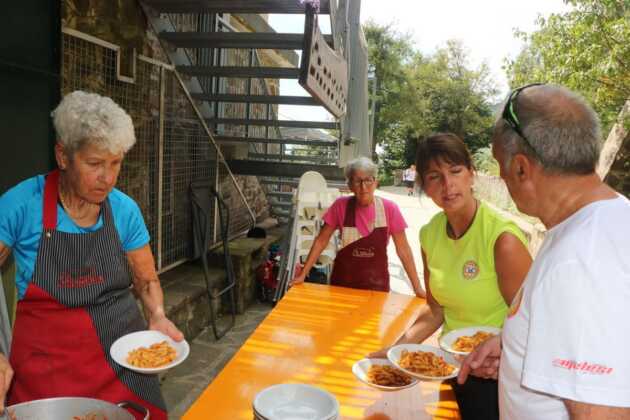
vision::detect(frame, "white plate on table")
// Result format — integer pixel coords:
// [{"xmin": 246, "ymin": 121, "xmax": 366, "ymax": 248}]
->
[
  {"xmin": 439, "ymin": 326, "xmax": 502, "ymax": 356},
  {"xmin": 253, "ymin": 383, "xmax": 339, "ymax": 420},
  {"xmin": 387, "ymin": 344, "xmax": 460, "ymax": 381},
  {"xmin": 110, "ymin": 330, "xmax": 189, "ymax": 374},
  {"xmin": 352, "ymin": 358, "xmax": 419, "ymax": 392}
]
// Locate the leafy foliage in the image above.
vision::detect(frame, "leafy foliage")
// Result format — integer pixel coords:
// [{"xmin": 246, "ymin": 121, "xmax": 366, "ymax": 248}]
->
[
  {"xmin": 505, "ymin": 0, "xmax": 630, "ymax": 132},
  {"xmin": 364, "ymin": 22, "xmax": 498, "ymax": 176}
]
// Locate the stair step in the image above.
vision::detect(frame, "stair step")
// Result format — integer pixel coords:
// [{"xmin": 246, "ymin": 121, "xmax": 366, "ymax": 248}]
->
[
  {"xmin": 270, "ymin": 201, "xmax": 293, "ymax": 209},
  {"xmin": 227, "ymin": 159, "xmax": 345, "ymax": 180},
  {"xmin": 208, "ymin": 118, "xmax": 337, "ymax": 130},
  {"xmin": 143, "ymin": 0, "xmax": 331, "ymax": 14},
  {"xmin": 192, "ymin": 93, "xmax": 318, "ymax": 106},
  {"xmin": 214, "ymin": 135, "xmax": 336, "ymax": 147},
  {"xmin": 265, "ymin": 191, "xmax": 294, "ymax": 198},
  {"xmin": 249, "ymin": 153, "xmax": 336, "ymax": 164},
  {"xmin": 178, "ymin": 65, "xmax": 300, "ymax": 79},
  {"xmin": 160, "ymin": 31, "xmax": 333, "ymax": 50}
]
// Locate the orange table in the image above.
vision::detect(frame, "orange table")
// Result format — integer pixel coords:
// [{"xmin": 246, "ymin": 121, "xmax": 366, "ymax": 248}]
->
[{"xmin": 183, "ymin": 283, "xmax": 461, "ymax": 420}]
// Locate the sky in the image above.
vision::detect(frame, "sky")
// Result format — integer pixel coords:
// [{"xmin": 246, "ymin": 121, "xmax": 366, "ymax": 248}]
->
[{"xmin": 269, "ymin": 0, "xmax": 572, "ymax": 123}]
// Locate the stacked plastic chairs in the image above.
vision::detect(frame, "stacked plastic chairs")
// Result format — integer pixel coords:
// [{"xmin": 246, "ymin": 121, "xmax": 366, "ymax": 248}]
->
[{"xmin": 274, "ymin": 172, "xmax": 342, "ymax": 301}]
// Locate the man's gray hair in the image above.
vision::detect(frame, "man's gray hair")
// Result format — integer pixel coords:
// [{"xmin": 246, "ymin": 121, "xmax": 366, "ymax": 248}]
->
[
  {"xmin": 344, "ymin": 156, "xmax": 378, "ymax": 180},
  {"xmin": 494, "ymin": 84, "xmax": 601, "ymax": 175},
  {"xmin": 52, "ymin": 90, "xmax": 136, "ymax": 155}
]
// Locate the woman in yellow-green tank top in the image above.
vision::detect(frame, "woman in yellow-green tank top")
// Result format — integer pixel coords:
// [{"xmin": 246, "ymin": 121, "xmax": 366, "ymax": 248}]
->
[{"xmin": 372, "ymin": 133, "xmax": 532, "ymax": 420}]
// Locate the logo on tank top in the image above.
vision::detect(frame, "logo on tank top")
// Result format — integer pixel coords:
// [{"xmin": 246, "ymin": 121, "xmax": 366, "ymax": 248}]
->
[
  {"xmin": 352, "ymin": 247, "xmax": 375, "ymax": 258},
  {"xmin": 462, "ymin": 260, "xmax": 479, "ymax": 280}
]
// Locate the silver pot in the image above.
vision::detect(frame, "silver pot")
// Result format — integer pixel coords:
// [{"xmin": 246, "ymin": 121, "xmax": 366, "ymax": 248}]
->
[{"xmin": 6, "ymin": 397, "xmax": 149, "ymax": 420}]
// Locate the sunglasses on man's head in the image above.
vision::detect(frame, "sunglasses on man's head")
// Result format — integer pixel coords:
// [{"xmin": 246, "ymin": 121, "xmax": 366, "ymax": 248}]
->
[{"xmin": 501, "ymin": 82, "xmax": 545, "ymax": 151}]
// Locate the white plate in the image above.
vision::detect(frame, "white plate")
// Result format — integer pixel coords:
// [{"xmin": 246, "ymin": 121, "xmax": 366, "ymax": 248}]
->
[
  {"xmin": 387, "ymin": 344, "xmax": 460, "ymax": 381},
  {"xmin": 253, "ymin": 383, "xmax": 339, "ymax": 420},
  {"xmin": 352, "ymin": 358, "xmax": 419, "ymax": 392},
  {"xmin": 110, "ymin": 330, "xmax": 190, "ymax": 374},
  {"xmin": 439, "ymin": 326, "xmax": 502, "ymax": 356}
]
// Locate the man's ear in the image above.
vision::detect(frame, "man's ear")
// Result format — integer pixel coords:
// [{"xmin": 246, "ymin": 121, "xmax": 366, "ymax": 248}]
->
[{"xmin": 511, "ymin": 154, "xmax": 532, "ymax": 181}]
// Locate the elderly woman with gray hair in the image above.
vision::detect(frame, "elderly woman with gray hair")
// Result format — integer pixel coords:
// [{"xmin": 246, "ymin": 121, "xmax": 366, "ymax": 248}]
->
[
  {"xmin": 0, "ymin": 91, "xmax": 180, "ymax": 419},
  {"xmin": 292, "ymin": 157, "xmax": 425, "ymax": 297}
]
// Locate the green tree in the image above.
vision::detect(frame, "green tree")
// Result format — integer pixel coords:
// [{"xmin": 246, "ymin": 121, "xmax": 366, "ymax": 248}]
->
[
  {"xmin": 364, "ymin": 23, "xmax": 499, "ymax": 178},
  {"xmin": 505, "ymin": 0, "xmax": 630, "ymax": 131}
]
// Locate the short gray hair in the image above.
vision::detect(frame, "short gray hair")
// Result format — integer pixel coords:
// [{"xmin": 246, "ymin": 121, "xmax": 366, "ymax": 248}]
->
[
  {"xmin": 52, "ymin": 91, "xmax": 136, "ymax": 155},
  {"xmin": 493, "ymin": 84, "xmax": 601, "ymax": 175},
  {"xmin": 344, "ymin": 156, "xmax": 378, "ymax": 180}
]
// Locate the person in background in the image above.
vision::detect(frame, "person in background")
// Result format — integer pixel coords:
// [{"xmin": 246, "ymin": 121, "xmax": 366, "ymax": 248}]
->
[
  {"xmin": 403, "ymin": 164, "xmax": 417, "ymax": 196},
  {"xmin": 0, "ymin": 91, "xmax": 182, "ymax": 419},
  {"xmin": 371, "ymin": 133, "xmax": 532, "ymax": 420},
  {"xmin": 458, "ymin": 84, "xmax": 630, "ymax": 419},
  {"xmin": 291, "ymin": 157, "xmax": 425, "ymax": 298}
]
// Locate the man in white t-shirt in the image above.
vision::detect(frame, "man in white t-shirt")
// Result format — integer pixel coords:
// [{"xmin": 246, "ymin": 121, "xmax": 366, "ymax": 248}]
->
[
  {"xmin": 403, "ymin": 164, "xmax": 416, "ymax": 196},
  {"xmin": 457, "ymin": 84, "xmax": 630, "ymax": 419}
]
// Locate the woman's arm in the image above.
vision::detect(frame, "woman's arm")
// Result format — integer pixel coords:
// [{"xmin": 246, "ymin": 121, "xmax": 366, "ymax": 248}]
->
[
  {"xmin": 369, "ymin": 249, "xmax": 443, "ymax": 357},
  {"xmin": 290, "ymin": 223, "xmax": 336, "ymax": 285},
  {"xmin": 126, "ymin": 244, "xmax": 183, "ymax": 341},
  {"xmin": 494, "ymin": 232, "xmax": 532, "ymax": 304},
  {"xmin": 391, "ymin": 231, "xmax": 425, "ymax": 298}
]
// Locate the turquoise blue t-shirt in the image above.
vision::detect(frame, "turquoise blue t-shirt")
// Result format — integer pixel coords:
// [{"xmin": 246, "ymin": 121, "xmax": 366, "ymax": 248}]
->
[{"xmin": 0, "ymin": 175, "xmax": 150, "ymax": 299}]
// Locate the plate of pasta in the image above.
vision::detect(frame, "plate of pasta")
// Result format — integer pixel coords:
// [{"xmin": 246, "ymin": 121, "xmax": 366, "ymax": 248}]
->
[
  {"xmin": 110, "ymin": 330, "xmax": 190, "ymax": 374},
  {"xmin": 352, "ymin": 358, "xmax": 419, "ymax": 391},
  {"xmin": 387, "ymin": 344, "xmax": 460, "ymax": 381},
  {"xmin": 439, "ymin": 326, "xmax": 501, "ymax": 356}
]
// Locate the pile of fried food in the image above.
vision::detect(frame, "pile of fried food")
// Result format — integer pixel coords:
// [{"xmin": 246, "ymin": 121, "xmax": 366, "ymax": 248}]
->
[
  {"xmin": 127, "ymin": 340, "xmax": 177, "ymax": 368},
  {"xmin": 366, "ymin": 364, "xmax": 413, "ymax": 387},
  {"xmin": 398, "ymin": 350, "xmax": 456, "ymax": 377},
  {"xmin": 452, "ymin": 331, "xmax": 495, "ymax": 353}
]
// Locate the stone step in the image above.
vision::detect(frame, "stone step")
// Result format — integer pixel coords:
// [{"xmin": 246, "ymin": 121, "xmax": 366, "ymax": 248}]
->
[{"xmin": 161, "ymin": 261, "xmax": 227, "ymax": 342}]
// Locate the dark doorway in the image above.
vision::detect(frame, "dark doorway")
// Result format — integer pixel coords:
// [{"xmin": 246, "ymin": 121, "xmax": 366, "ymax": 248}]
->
[{"xmin": 0, "ymin": 2, "xmax": 61, "ymax": 194}]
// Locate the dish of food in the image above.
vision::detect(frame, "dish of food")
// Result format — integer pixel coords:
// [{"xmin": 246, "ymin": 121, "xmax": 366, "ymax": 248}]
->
[
  {"xmin": 439, "ymin": 326, "xmax": 502, "ymax": 356},
  {"xmin": 127, "ymin": 340, "xmax": 177, "ymax": 368},
  {"xmin": 110, "ymin": 330, "xmax": 189, "ymax": 374},
  {"xmin": 452, "ymin": 331, "xmax": 495, "ymax": 352},
  {"xmin": 387, "ymin": 344, "xmax": 460, "ymax": 381},
  {"xmin": 398, "ymin": 350, "xmax": 455, "ymax": 377},
  {"xmin": 367, "ymin": 364, "xmax": 413, "ymax": 386},
  {"xmin": 352, "ymin": 358, "xmax": 419, "ymax": 391}
]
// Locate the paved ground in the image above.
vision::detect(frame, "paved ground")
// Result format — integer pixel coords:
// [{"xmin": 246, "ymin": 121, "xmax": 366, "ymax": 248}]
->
[
  {"xmin": 378, "ymin": 186, "xmax": 441, "ymax": 295},
  {"xmin": 161, "ymin": 186, "xmax": 440, "ymax": 418}
]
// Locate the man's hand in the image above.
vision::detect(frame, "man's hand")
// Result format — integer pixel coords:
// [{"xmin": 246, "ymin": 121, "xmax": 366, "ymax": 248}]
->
[
  {"xmin": 149, "ymin": 314, "xmax": 184, "ymax": 342},
  {"xmin": 457, "ymin": 334, "xmax": 502, "ymax": 384},
  {"xmin": 0, "ymin": 353, "xmax": 13, "ymax": 413}
]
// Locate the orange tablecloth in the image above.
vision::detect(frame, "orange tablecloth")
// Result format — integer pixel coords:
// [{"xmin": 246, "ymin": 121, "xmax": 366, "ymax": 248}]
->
[{"xmin": 183, "ymin": 283, "xmax": 461, "ymax": 420}]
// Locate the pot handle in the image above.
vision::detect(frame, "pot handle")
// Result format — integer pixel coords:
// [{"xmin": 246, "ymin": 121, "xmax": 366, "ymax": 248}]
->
[{"xmin": 117, "ymin": 400, "xmax": 150, "ymax": 420}]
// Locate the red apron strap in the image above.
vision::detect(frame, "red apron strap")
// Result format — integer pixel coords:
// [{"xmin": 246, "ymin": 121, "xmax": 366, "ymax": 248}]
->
[{"xmin": 43, "ymin": 169, "xmax": 60, "ymax": 230}]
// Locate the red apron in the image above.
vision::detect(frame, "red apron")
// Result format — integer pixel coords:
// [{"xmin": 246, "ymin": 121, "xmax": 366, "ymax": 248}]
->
[
  {"xmin": 8, "ymin": 170, "xmax": 166, "ymax": 419},
  {"xmin": 330, "ymin": 197, "xmax": 390, "ymax": 291}
]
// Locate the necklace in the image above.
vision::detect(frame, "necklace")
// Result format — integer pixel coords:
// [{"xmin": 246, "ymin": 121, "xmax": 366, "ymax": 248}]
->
[
  {"xmin": 58, "ymin": 188, "xmax": 92, "ymax": 221},
  {"xmin": 447, "ymin": 199, "xmax": 479, "ymax": 240}
]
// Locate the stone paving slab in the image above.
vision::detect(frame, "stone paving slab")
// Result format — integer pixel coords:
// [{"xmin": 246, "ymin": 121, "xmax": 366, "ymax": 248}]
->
[{"xmin": 161, "ymin": 302, "xmax": 273, "ymax": 419}]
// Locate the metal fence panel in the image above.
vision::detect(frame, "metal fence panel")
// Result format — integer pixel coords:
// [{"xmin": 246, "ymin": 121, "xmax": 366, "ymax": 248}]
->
[{"xmin": 61, "ymin": 28, "xmax": 255, "ymax": 271}]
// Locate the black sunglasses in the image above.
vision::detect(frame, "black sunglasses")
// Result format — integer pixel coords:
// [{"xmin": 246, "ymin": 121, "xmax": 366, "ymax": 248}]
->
[{"xmin": 501, "ymin": 83, "xmax": 545, "ymax": 153}]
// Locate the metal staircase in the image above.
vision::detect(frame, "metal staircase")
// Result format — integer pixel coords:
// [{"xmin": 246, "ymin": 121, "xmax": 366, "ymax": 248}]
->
[{"xmin": 141, "ymin": 0, "xmax": 364, "ymax": 222}]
